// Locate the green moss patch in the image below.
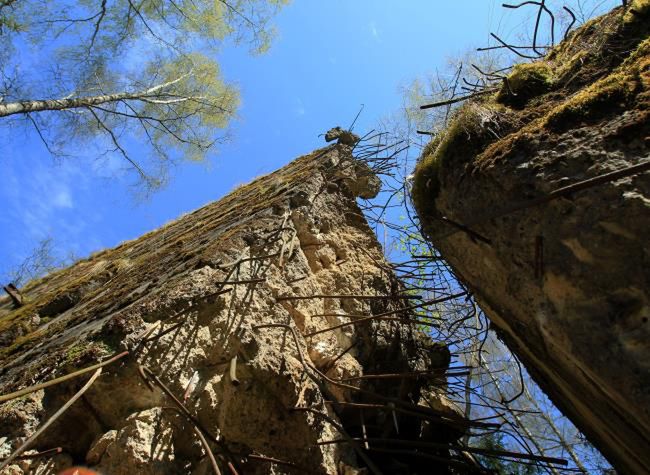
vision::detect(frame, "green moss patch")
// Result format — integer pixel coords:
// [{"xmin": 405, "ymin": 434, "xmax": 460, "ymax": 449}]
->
[
  {"xmin": 497, "ymin": 62, "xmax": 553, "ymax": 107},
  {"xmin": 412, "ymin": 2, "xmax": 648, "ymax": 232},
  {"xmin": 544, "ymin": 69, "xmax": 640, "ymax": 130},
  {"xmin": 412, "ymin": 103, "xmax": 507, "ymax": 225},
  {"xmin": 625, "ymin": 0, "xmax": 650, "ymax": 23}
]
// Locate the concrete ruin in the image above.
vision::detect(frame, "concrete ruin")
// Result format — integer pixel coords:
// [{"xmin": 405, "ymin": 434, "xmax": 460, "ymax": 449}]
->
[
  {"xmin": 0, "ymin": 145, "xmax": 467, "ymax": 474},
  {"xmin": 412, "ymin": 3, "xmax": 649, "ymax": 474}
]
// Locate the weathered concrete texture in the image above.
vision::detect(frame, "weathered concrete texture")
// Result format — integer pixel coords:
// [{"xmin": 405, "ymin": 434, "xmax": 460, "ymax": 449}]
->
[
  {"xmin": 412, "ymin": 3, "xmax": 649, "ymax": 474},
  {"xmin": 0, "ymin": 145, "xmax": 461, "ymax": 474}
]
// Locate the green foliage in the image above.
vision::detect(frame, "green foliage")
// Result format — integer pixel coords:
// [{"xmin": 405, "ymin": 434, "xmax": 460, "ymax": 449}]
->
[
  {"xmin": 475, "ymin": 433, "xmax": 545, "ymax": 474},
  {"xmin": 0, "ymin": 14, "xmax": 20, "ymax": 33},
  {"xmin": 137, "ymin": 53, "xmax": 240, "ymax": 163},
  {"xmin": 0, "ymin": 0, "xmax": 288, "ymax": 192},
  {"xmin": 0, "ymin": 0, "xmax": 20, "ymax": 33}
]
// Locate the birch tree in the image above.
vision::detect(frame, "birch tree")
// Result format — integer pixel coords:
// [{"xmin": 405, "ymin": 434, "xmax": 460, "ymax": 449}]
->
[{"xmin": 0, "ymin": 0, "xmax": 288, "ymax": 192}]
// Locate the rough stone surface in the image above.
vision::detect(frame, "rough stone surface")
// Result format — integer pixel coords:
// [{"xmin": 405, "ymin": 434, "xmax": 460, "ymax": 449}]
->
[
  {"xmin": 1, "ymin": 145, "xmax": 461, "ymax": 473},
  {"xmin": 412, "ymin": 4, "xmax": 649, "ymax": 474},
  {"xmin": 325, "ymin": 127, "xmax": 361, "ymax": 146}
]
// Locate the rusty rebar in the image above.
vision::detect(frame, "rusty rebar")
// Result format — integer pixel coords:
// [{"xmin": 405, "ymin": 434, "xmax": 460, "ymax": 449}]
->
[
  {"xmin": 137, "ymin": 364, "xmax": 155, "ymax": 392},
  {"xmin": 141, "ymin": 367, "xmax": 218, "ymax": 443},
  {"xmin": 133, "ymin": 320, "xmax": 162, "ymax": 342},
  {"xmin": 367, "ymin": 445, "xmax": 485, "ymax": 472},
  {"xmin": 229, "ymin": 356, "xmax": 240, "ymax": 386},
  {"xmin": 419, "ymin": 88, "xmax": 497, "ymax": 110},
  {"xmin": 142, "ymin": 367, "xmax": 242, "ymax": 475},
  {"xmin": 216, "ymin": 279, "xmax": 266, "ymax": 285},
  {"xmin": 563, "ymin": 6, "xmax": 576, "ymax": 39},
  {"xmin": 253, "ymin": 324, "xmax": 495, "ymax": 437},
  {"xmin": 322, "ymin": 340, "xmax": 358, "ymax": 374},
  {"xmin": 304, "ymin": 315, "xmax": 440, "ymax": 338},
  {"xmin": 3, "ymin": 283, "xmax": 23, "ymax": 308},
  {"xmin": 502, "ymin": 0, "xmax": 555, "ymax": 51},
  {"xmin": 143, "ymin": 321, "xmax": 184, "ymax": 343},
  {"xmin": 304, "ymin": 291, "xmax": 467, "ymax": 338},
  {"xmin": 534, "ymin": 235, "xmax": 544, "ymax": 280},
  {"xmin": 251, "ymin": 323, "xmax": 383, "ymax": 473},
  {"xmin": 0, "ymin": 447, "xmax": 63, "ymax": 462},
  {"xmin": 195, "ymin": 426, "xmax": 222, "ymax": 475},
  {"xmin": 0, "ymin": 351, "xmax": 128, "ymax": 403},
  {"xmin": 489, "ymin": 33, "xmax": 538, "ymax": 59},
  {"xmin": 163, "ymin": 406, "xmax": 222, "ymax": 475},
  {"xmin": 277, "ymin": 211, "xmax": 292, "ymax": 268},
  {"xmin": 0, "ymin": 368, "xmax": 102, "ymax": 471},
  {"xmin": 292, "ymin": 407, "xmax": 384, "ymax": 475},
  {"xmin": 315, "ymin": 436, "xmax": 566, "ymax": 465},
  {"xmin": 308, "ymin": 292, "xmax": 467, "ymax": 320},
  {"xmin": 439, "ymin": 216, "xmax": 492, "ymax": 245},
  {"xmin": 277, "ymin": 293, "xmax": 422, "ymax": 301},
  {"xmin": 339, "ymin": 369, "xmax": 471, "ymax": 382},
  {"xmin": 247, "ymin": 453, "xmax": 303, "ymax": 470}
]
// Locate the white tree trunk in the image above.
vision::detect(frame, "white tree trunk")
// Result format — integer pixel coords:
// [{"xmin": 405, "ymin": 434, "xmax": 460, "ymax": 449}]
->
[{"xmin": 0, "ymin": 74, "xmax": 190, "ymax": 117}]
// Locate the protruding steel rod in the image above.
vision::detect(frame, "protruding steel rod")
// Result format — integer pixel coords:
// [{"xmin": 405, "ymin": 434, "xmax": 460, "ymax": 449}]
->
[
  {"xmin": 420, "ymin": 89, "xmax": 497, "ymax": 110},
  {"xmin": 141, "ymin": 366, "xmax": 219, "ymax": 444},
  {"xmin": 339, "ymin": 369, "xmax": 470, "ymax": 382},
  {"xmin": 0, "ymin": 351, "xmax": 128, "ymax": 403},
  {"xmin": 293, "ymin": 407, "xmax": 384, "ymax": 475},
  {"xmin": 162, "ymin": 406, "xmax": 222, "ymax": 475},
  {"xmin": 0, "ymin": 447, "xmax": 63, "ymax": 462},
  {"xmin": 247, "ymin": 454, "xmax": 303, "ymax": 469},
  {"xmin": 0, "ymin": 368, "xmax": 103, "ymax": 471},
  {"xmin": 229, "ymin": 356, "xmax": 240, "ymax": 386},
  {"xmin": 194, "ymin": 426, "xmax": 222, "ymax": 475},
  {"xmin": 304, "ymin": 315, "xmax": 440, "ymax": 338},
  {"xmin": 141, "ymin": 366, "xmax": 241, "ymax": 475},
  {"xmin": 277, "ymin": 293, "xmax": 422, "ymax": 301},
  {"xmin": 3, "ymin": 283, "xmax": 23, "ymax": 308},
  {"xmin": 316, "ymin": 436, "xmax": 568, "ymax": 465}
]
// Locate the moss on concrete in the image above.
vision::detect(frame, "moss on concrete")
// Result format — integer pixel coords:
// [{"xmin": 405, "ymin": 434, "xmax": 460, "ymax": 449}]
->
[
  {"xmin": 497, "ymin": 62, "xmax": 553, "ymax": 107},
  {"xmin": 412, "ymin": 2, "xmax": 648, "ymax": 227},
  {"xmin": 625, "ymin": 0, "xmax": 650, "ymax": 22},
  {"xmin": 0, "ymin": 145, "xmax": 346, "ymax": 384},
  {"xmin": 412, "ymin": 104, "xmax": 501, "ymax": 222},
  {"xmin": 545, "ymin": 37, "xmax": 649, "ymax": 129},
  {"xmin": 62, "ymin": 340, "xmax": 112, "ymax": 369}
]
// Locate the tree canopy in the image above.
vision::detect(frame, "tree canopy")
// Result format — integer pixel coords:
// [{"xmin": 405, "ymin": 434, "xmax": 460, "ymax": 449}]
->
[{"xmin": 0, "ymin": 0, "xmax": 288, "ymax": 191}]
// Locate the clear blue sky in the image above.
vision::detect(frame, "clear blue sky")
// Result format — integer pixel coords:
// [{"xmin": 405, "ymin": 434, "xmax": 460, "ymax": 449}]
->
[{"xmin": 0, "ymin": 0, "xmax": 609, "ymax": 274}]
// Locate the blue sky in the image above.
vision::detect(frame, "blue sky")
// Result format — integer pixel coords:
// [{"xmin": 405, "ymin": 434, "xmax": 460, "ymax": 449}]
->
[{"xmin": 0, "ymin": 0, "xmax": 610, "ymax": 275}]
